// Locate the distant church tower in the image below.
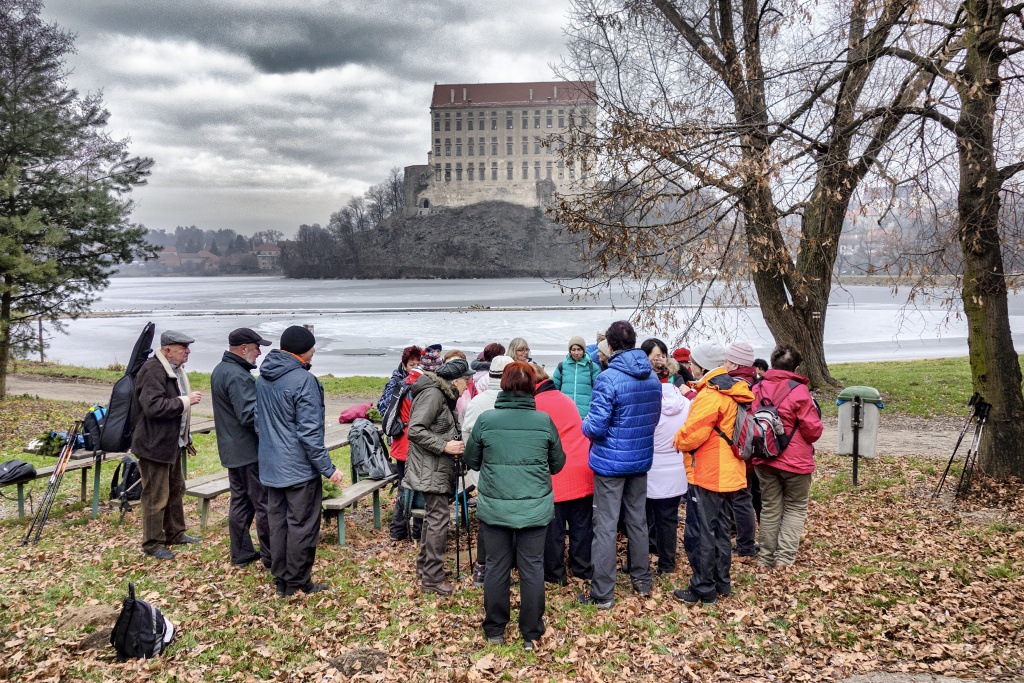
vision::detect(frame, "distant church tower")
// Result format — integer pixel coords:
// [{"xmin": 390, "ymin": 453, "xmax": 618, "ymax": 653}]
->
[{"xmin": 403, "ymin": 80, "xmax": 596, "ymax": 214}]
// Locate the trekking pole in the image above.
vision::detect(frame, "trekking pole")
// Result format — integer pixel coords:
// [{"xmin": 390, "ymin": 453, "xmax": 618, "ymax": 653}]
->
[
  {"xmin": 455, "ymin": 483, "xmax": 462, "ymax": 581},
  {"xmin": 957, "ymin": 402, "xmax": 990, "ymax": 500},
  {"xmin": 118, "ymin": 477, "xmax": 143, "ymax": 525},
  {"xmin": 933, "ymin": 393, "xmax": 982, "ymax": 498},
  {"xmin": 461, "ymin": 471, "xmax": 473, "ymax": 567},
  {"xmin": 22, "ymin": 421, "xmax": 82, "ymax": 546}
]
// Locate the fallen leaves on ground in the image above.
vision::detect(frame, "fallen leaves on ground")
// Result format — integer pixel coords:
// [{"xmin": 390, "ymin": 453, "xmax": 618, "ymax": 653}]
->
[{"xmin": 0, "ymin": 444, "xmax": 1021, "ymax": 681}]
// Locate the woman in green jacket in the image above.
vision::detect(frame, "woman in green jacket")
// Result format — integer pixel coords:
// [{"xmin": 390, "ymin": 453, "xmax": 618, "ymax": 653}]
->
[
  {"xmin": 551, "ymin": 336, "xmax": 602, "ymax": 418},
  {"xmin": 464, "ymin": 362, "xmax": 566, "ymax": 650}
]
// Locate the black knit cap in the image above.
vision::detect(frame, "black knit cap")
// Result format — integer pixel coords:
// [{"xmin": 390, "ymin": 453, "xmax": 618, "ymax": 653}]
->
[{"xmin": 280, "ymin": 325, "xmax": 316, "ymax": 355}]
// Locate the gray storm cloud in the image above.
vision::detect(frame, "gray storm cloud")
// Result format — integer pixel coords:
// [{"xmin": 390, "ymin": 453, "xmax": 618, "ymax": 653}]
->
[{"xmin": 38, "ymin": 0, "xmax": 570, "ymax": 234}]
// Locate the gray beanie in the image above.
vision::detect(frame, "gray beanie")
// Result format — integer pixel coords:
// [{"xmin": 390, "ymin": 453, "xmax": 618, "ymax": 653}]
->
[
  {"xmin": 690, "ymin": 343, "xmax": 726, "ymax": 373},
  {"xmin": 725, "ymin": 341, "xmax": 755, "ymax": 367}
]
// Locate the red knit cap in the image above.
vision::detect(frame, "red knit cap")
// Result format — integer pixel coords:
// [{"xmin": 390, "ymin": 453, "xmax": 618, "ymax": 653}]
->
[{"xmin": 672, "ymin": 347, "xmax": 691, "ymax": 362}]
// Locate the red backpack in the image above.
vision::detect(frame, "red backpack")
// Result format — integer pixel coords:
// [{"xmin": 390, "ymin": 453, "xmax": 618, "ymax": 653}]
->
[{"xmin": 713, "ymin": 381, "xmax": 798, "ymax": 461}]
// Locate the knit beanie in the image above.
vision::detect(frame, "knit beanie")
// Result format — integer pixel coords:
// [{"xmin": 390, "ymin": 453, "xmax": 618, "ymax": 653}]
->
[
  {"xmin": 280, "ymin": 326, "xmax": 315, "ymax": 355},
  {"xmin": 568, "ymin": 335, "xmax": 587, "ymax": 352},
  {"xmin": 725, "ymin": 342, "xmax": 755, "ymax": 367},
  {"xmin": 597, "ymin": 340, "xmax": 611, "ymax": 357},
  {"xmin": 489, "ymin": 355, "xmax": 514, "ymax": 378},
  {"xmin": 690, "ymin": 343, "xmax": 726, "ymax": 372}
]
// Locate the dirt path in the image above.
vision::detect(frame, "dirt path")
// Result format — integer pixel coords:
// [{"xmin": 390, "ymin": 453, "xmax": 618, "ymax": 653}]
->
[{"xmin": 7, "ymin": 374, "xmax": 361, "ymax": 420}]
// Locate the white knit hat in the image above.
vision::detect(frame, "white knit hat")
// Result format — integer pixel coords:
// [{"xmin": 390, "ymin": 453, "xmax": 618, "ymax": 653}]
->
[{"xmin": 690, "ymin": 343, "xmax": 726, "ymax": 372}]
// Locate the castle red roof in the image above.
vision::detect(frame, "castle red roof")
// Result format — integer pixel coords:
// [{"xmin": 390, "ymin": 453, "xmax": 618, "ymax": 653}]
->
[{"xmin": 431, "ymin": 81, "xmax": 596, "ymax": 109}]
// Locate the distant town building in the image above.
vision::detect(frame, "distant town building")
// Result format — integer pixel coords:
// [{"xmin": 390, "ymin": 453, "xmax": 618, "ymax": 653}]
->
[
  {"xmin": 254, "ymin": 243, "xmax": 281, "ymax": 270},
  {"xmin": 403, "ymin": 80, "xmax": 596, "ymax": 214}
]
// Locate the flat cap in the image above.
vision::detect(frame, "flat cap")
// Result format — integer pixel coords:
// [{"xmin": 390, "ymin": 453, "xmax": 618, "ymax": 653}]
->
[
  {"xmin": 229, "ymin": 327, "xmax": 271, "ymax": 346},
  {"xmin": 160, "ymin": 330, "xmax": 195, "ymax": 346}
]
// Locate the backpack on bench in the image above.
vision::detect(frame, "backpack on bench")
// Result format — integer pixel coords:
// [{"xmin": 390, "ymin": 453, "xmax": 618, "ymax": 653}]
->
[{"xmin": 349, "ymin": 418, "xmax": 396, "ymax": 481}]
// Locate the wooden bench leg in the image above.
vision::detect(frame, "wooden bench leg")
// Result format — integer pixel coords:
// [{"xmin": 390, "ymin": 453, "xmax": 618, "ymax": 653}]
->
[
  {"xmin": 80, "ymin": 468, "xmax": 88, "ymax": 503},
  {"xmin": 92, "ymin": 460, "xmax": 102, "ymax": 519},
  {"xmin": 17, "ymin": 483, "xmax": 25, "ymax": 519},
  {"xmin": 337, "ymin": 510, "xmax": 346, "ymax": 546},
  {"xmin": 200, "ymin": 499, "xmax": 209, "ymax": 530},
  {"xmin": 372, "ymin": 490, "xmax": 381, "ymax": 530}
]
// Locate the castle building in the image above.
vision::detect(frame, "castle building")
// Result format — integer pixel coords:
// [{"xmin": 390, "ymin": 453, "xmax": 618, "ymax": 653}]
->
[{"xmin": 403, "ymin": 80, "xmax": 596, "ymax": 213}]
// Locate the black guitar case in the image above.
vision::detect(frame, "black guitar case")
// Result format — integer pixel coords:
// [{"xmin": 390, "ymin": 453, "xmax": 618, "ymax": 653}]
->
[{"xmin": 99, "ymin": 322, "xmax": 155, "ymax": 453}]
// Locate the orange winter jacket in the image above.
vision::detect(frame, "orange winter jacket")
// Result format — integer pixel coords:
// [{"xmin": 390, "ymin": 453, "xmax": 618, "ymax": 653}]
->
[{"xmin": 673, "ymin": 367, "xmax": 754, "ymax": 493}]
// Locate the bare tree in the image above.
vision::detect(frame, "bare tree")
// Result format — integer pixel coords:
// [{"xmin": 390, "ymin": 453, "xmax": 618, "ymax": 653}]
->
[{"xmin": 556, "ymin": 0, "xmax": 958, "ymax": 386}]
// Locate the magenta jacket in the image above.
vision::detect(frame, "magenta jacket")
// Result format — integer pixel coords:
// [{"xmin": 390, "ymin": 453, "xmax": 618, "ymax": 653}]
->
[{"xmin": 751, "ymin": 369, "xmax": 823, "ymax": 475}]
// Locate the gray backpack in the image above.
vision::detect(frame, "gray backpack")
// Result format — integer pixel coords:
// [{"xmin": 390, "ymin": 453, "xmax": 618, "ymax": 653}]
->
[{"xmin": 349, "ymin": 418, "xmax": 395, "ymax": 481}]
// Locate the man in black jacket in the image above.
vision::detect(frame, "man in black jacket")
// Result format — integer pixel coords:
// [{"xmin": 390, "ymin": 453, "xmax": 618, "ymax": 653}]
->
[
  {"xmin": 131, "ymin": 330, "xmax": 203, "ymax": 560},
  {"xmin": 211, "ymin": 327, "xmax": 272, "ymax": 568}
]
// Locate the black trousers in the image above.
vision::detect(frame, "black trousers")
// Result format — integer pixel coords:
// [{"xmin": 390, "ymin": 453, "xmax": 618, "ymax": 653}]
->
[
  {"xmin": 228, "ymin": 462, "xmax": 271, "ymax": 567},
  {"xmin": 543, "ymin": 495, "xmax": 593, "ymax": 584},
  {"xmin": 646, "ymin": 495, "xmax": 681, "ymax": 574},
  {"xmin": 267, "ymin": 477, "xmax": 322, "ymax": 595},
  {"xmin": 683, "ymin": 485, "xmax": 734, "ymax": 600},
  {"xmin": 480, "ymin": 522, "xmax": 547, "ymax": 642},
  {"xmin": 390, "ymin": 460, "xmax": 422, "ymax": 540}
]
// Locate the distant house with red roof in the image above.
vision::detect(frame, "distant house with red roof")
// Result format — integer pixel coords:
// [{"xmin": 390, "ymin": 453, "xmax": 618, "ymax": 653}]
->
[{"xmin": 254, "ymin": 243, "xmax": 281, "ymax": 270}]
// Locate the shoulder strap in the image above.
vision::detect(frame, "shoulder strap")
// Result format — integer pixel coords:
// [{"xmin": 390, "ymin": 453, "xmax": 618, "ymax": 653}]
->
[
  {"xmin": 557, "ymin": 361, "xmax": 563, "ymax": 374},
  {"xmin": 713, "ymin": 425, "xmax": 733, "ymax": 446}
]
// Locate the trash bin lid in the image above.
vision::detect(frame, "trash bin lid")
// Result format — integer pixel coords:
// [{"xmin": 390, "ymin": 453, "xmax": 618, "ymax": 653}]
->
[{"xmin": 836, "ymin": 385, "xmax": 884, "ymax": 406}]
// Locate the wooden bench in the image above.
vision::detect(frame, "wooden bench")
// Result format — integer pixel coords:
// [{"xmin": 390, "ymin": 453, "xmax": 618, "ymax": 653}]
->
[
  {"xmin": 322, "ymin": 474, "xmax": 398, "ymax": 546},
  {"xmin": 185, "ymin": 472, "xmax": 232, "ymax": 529},
  {"xmin": 1, "ymin": 452, "xmax": 125, "ymax": 519}
]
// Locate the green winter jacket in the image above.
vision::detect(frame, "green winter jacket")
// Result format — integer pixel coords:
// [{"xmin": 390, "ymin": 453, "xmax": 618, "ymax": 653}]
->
[
  {"xmin": 404, "ymin": 372, "xmax": 461, "ymax": 495},
  {"xmin": 463, "ymin": 392, "xmax": 566, "ymax": 529},
  {"xmin": 551, "ymin": 354, "xmax": 602, "ymax": 418}
]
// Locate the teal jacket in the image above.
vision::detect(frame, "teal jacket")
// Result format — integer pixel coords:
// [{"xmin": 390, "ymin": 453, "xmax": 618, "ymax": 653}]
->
[
  {"xmin": 551, "ymin": 354, "xmax": 602, "ymax": 418},
  {"xmin": 463, "ymin": 392, "xmax": 566, "ymax": 529}
]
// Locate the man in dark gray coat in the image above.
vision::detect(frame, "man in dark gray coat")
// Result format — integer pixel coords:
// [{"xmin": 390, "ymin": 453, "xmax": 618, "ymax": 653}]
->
[
  {"xmin": 211, "ymin": 327, "xmax": 271, "ymax": 568},
  {"xmin": 256, "ymin": 326, "xmax": 344, "ymax": 597}
]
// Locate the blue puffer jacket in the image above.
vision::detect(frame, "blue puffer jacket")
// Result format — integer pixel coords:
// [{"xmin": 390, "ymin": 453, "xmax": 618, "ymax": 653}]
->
[
  {"xmin": 582, "ymin": 349, "xmax": 663, "ymax": 476},
  {"xmin": 552, "ymin": 354, "xmax": 601, "ymax": 418},
  {"xmin": 256, "ymin": 350, "xmax": 338, "ymax": 488}
]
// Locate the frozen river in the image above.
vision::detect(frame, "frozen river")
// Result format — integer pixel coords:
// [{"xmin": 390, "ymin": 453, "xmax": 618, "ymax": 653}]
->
[{"xmin": 37, "ymin": 276, "xmax": 1024, "ymax": 376}]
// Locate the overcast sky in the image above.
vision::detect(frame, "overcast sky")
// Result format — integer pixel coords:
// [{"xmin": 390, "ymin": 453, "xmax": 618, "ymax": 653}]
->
[{"xmin": 40, "ymin": 0, "xmax": 574, "ymax": 236}]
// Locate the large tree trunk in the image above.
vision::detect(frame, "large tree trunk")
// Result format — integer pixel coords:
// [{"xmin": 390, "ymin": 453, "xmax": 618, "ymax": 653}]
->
[
  {"xmin": 957, "ymin": 0, "xmax": 1024, "ymax": 478},
  {"xmin": 0, "ymin": 280, "xmax": 12, "ymax": 399}
]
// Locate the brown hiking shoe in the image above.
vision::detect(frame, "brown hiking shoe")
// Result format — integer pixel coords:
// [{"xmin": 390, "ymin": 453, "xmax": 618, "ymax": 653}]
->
[{"xmin": 421, "ymin": 580, "xmax": 455, "ymax": 596}]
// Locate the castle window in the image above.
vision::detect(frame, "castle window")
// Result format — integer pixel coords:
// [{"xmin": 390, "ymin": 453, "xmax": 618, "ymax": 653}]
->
[
  {"xmin": 506, "ymin": 111, "xmax": 514, "ymax": 129},
  {"xmin": 507, "ymin": 161, "xmax": 513, "ymax": 180},
  {"xmin": 558, "ymin": 115, "xmax": 565, "ymax": 128},
  {"xmin": 491, "ymin": 162, "xmax": 498, "ymax": 180},
  {"xmin": 534, "ymin": 161, "xmax": 540, "ymax": 179},
  {"xmin": 468, "ymin": 165, "xmax": 475, "ymax": 181},
  {"xmin": 491, "ymin": 137, "xmax": 498, "ymax": 156},
  {"xmin": 522, "ymin": 162, "xmax": 529, "ymax": 179},
  {"xmin": 468, "ymin": 142, "xmax": 474, "ymax": 156},
  {"xmin": 491, "ymin": 117, "xmax": 497, "ymax": 130},
  {"xmin": 435, "ymin": 164, "xmax": 441, "ymax": 181},
  {"xmin": 522, "ymin": 113, "xmax": 528, "ymax": 128},
  {"xmin": 568, "ymin": 163, "xmax": 575, "ymax": 179},
  {"xmin": 546, "ymin": 140, "xmax": 552, "ymax": 154},
  {"xmin": 479, "ymin": 162, "xmax": 485, "ymax": 180},
  {"xmin": 445, "ymin": 120, "xmax": 450, "ymax": 131},
  {"xmin": 522, "ymin": 136, "xmax": 528, "ymax": 154},
  {"xmin": 456, "ymin": 119, "xmax": 462, "ymax": 131},
  {"xmin": 456, "ymin": 140, "xmax": 462, "ymax": 156},
  {"xmin": 534, "ymin": 138, "xmax": 541, "ymax": 154},
  {"xmin": 468, "ymin": 118, "xmax": 474, "ymax": 131},
  {"xmin": 456, "ymin": 163, "xmax": 463, "ymax": 181},
  {"xmin": 534, "ymin": 115, "xmax": 541, "ymax": 128},
  {"xmin": 445, "ymin": 138, "xmax": 451, "ymax": 156},
  {"xmin": 445, "ymin": 163, "xmax": 451, "ymax": 182},
  {"xmin": 546, "ymin": 161, "xmax": 552, "ymax": 179},
  {"xmin": 506, "ymin": 137, "xmax": 513, "ymax": 155},
  {"xmin": 434, "ymin": 120, "xmax": 440, "ymax": 131},
  {"xmin": 478, "ymin": 137, "xmax": 485, "ymax": 155},
  {"xmin": 558, "ymin": 160, "xmax": 564, "ymax": 179},
  {"xmin": 546, "ymin": 115, "xmax": 553, "ymax": 128}
]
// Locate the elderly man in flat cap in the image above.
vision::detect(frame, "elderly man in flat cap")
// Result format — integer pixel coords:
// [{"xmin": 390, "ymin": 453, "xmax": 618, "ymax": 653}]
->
[
  {"xmin": 130, "ymin": 330, "xmax": 203, "ymax": 560},
  {"xmin": 211, "ymin": 327, "xmax": 272, "ymax": 568}
]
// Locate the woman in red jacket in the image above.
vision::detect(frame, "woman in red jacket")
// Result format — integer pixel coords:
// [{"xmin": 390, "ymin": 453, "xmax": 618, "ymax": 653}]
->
[
  {"xmin": 534, "ymin": 366, "xmax": 594, "ymax": 585},
  {"xmin": 751, "ymin": 345, "xmax": 823, "ymax": 568},
  {"xmin": 389, "ymin": 367, "xmax": 424, "ymax": 541}
]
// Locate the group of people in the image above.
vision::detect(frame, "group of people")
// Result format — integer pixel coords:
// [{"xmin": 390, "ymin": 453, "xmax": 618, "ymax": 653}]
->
[
  {"xmin": 128, "ymin": 320, "xmax": 823, "ymax": 648},
  {"xmin": 381, "ymin": 321, "xmax": 822, "ymax": 648},
  {"xmin": 131, "ymin": 325, "xmax": 343, "ymax": 598}
]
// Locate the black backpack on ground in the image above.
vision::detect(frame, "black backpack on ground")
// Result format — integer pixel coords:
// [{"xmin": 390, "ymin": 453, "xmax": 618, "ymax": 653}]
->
[
  {"xmin": 349, "ymin": 418, "xmax": 396, "ymax": 481},
  {"xmin": 100, "ymin": 322, "xmax": 154, "ymax": 453},
  {"xmin": 0, "ymin": 460, "xmax": 36, "ymax": 484},
  {"xmin": 110, "ymin": 582, "xmax": 175, "ymax": 661},
  {"xmin": 109, "ymin": 455, "xmax": 142, "ymax": 502},
  {"xmin": 82, "ymin": 405, "xmax": 107, "ymax": 451}
]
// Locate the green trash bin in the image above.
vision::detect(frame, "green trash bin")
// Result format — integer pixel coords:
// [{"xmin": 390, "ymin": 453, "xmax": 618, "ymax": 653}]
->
[{"xmin": 837, "ymin": 386, "xmax": 884, "ymax": 460}]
